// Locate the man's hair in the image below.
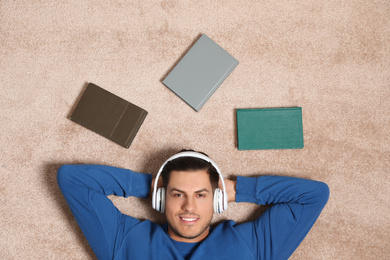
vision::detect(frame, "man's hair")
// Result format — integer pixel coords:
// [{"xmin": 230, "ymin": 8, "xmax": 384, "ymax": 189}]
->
[{"xmin": 161, "ymin": 149, "xmax": 220, "ymax": 191}]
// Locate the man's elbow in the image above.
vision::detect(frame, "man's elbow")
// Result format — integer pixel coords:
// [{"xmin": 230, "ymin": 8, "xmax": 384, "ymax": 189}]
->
[
  {"xmin": 316, "ymin": 181, "xmax": 330, "ymax": 207},
  {"xmin": 57, "ymin": 165, "xmax": 76, "ymax": 191}
]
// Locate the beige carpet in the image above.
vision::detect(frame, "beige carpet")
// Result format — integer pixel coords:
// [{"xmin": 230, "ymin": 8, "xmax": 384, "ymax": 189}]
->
[{"xmin": 1, "ymin": 0, "xmax": 389, "ymax": 259}]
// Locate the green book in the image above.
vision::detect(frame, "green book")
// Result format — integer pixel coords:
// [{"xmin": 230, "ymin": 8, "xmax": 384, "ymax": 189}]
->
[
  {"xmin": 70, "ymin": 83, "xmax": 148, "ymax": 148},
  {"xmin": 237, "ymin": 107, "xmax": 304, "ymax": 150}
]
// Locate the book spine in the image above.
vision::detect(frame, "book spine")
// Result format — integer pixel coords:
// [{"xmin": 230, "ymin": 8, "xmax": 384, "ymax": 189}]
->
[
  {"xmin": 124, "ymin": 111, "xmax": 148, "ymax": 148},
  {"xmin": 196, "ymin": 60, "xmax": 239, "ymax": 111}
]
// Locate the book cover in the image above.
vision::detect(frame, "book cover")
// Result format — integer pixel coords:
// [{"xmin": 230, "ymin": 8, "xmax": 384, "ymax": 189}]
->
[
  {"xmin": 163, "ymin": 34, "xmax": 239, "ymax": 111},
  {"xmin": 237, "ymin": 107, "xmax": 304, "ymax": 150},
  {"xmin": 70, "ymin": 83, "xmax": 148, "ymax": 148}
]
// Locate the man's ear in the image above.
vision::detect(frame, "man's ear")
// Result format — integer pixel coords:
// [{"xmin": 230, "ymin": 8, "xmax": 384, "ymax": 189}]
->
[
  {"xmin": 157, "ymin": 176, "xmax": 164, "ymax": 189},
  {"xmin": 150, "ymin": 176, "xmax": 164, "ymax": 199}
]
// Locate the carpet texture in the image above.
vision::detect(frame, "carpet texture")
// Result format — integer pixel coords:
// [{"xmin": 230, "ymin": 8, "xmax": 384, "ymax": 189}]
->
[{"xmin": 1, "ymin": 0, "xmax": 389, "ymax": 259}]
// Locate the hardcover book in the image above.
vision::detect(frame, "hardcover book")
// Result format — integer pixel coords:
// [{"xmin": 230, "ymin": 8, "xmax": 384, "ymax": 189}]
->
[
  {"xmin": 70, "ymin": 83, "xmax": 148, "ymax": 148},
  {"xmin": 163, "ymin": 34, "xmax": 239, "ymax": 111},
  {"xmin": 237, "ymin": 107, "xmax": 304, "ymax": 150}
]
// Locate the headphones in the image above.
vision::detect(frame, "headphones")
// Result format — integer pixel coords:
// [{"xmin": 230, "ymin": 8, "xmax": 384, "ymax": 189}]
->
[{"xmin": 152, "ymin": 151, "xmax": 228, "ymax": 214}]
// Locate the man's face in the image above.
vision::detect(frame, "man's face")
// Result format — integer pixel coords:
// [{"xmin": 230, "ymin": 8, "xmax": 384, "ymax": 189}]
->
[{"xmin": 165, "ymin": 170, "xmax": 214, "ymax": 243}]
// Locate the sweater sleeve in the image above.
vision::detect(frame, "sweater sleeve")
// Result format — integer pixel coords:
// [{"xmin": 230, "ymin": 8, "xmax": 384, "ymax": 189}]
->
[
  {"xmin": 234, "ymin": 175, "xmax": 329, "ymax": 260},
  {"xmin": 57, "ymin": 164, "xmax": 152, "ymax": 260}
]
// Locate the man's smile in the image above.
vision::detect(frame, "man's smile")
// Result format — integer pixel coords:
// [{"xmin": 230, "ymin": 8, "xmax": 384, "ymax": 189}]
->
[{"xmin": 179, "ymin": 215, "xmax": 199, "ymax": 224}]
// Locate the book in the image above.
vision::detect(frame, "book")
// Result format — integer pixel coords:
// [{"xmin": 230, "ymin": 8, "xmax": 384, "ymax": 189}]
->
[
  {"xmin": 163, "ymin": 34, "xmax": 239, "ymax": 111},
  {"xmin": 70, "ymin": 83, "xmax": 148, "ymax": 148},
  {"xmin": 236, "ymin": 107, "xmax": 304, "ymax": 150}
]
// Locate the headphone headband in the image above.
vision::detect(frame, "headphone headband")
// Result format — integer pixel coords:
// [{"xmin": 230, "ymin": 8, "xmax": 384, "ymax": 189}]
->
[{"xmin": 152, "ymin": 151, "xmax": 228, "ymax": 212}]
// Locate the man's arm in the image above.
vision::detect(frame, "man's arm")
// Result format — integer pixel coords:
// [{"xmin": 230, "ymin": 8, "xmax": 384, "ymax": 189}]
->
[
  {"xmin": 57, "ymin": 164, "xmax": 152, "ymax": 260},
  {"xmin": 232, "ymin": 175, "xmax": 329, "ymax": 260}
]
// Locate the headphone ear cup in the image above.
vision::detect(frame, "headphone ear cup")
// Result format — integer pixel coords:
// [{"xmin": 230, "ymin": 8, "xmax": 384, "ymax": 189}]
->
[
  {"xmin": 214, "ymin": 188, "xmax": 223, "ymax": 213},
  {"xmin": 156, "ymin": 188, "xmax": 166, "ymax": 213}
]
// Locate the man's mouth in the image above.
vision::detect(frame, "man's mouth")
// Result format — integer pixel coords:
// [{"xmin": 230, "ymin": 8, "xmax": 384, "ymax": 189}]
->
[
  {"xmin": 179, "ymin": 216, "xmax": 199, "ymax": 224},
  {"xmin": 181, "ymin": 217, "xmax": 198, "ymax": 221}
]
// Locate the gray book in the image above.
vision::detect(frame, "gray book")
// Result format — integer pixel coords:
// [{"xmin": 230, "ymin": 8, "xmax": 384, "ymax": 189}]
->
[
  {"xmin": 70, "ymin": 83, "xmax": 148, "ymax": 148},
  {"xmin": 163, "ymin": 34, "xmax": 239, "ymax": 111}
]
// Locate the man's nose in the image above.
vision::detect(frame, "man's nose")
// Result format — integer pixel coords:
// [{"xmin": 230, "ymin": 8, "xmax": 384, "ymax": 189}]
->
[{"xmin": 182, "ymin": 196, "xmax": 196, "ymax": 211}]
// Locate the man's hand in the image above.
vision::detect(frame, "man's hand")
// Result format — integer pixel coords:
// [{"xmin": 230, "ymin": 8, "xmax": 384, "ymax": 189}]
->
[{"xmin": 220, "ymin": 178, "xmax": 236, "ymax": 203}]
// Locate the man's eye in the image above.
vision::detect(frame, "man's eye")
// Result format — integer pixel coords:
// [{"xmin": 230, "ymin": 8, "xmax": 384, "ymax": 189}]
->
[
  {"xmin": 174, "ymin": 193, "xmax": 183, "ymax": 197},
  {"xmin": 197, "ymin": 194, "xmax": 206, "ymax": 198}
]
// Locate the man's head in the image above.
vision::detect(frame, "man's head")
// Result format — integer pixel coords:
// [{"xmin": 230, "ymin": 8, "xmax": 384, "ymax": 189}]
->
[
  {"xmin": 160, "ymin": 150, "xmax": 220, "ymax": 243},
  {"xmin": 160, "ymin": 150, "xmax": 219, "ymax": 192}
]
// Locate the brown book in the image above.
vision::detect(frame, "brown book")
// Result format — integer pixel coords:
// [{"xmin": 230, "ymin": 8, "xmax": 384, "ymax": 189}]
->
[{"xmin": 70, "ymin": 83, "xmax": 148, "ymax": 148}]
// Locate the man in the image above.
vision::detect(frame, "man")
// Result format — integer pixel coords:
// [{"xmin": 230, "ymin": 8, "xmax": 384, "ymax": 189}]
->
[{"xmin": 57, "ymin": 150, "xmax": 329, "ymax": 260}]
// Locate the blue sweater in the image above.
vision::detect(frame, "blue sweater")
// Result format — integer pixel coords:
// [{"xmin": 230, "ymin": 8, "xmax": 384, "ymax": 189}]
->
[{"xmin": 57, "ymin": 165, "xmax": 329, "ymax": 260}]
